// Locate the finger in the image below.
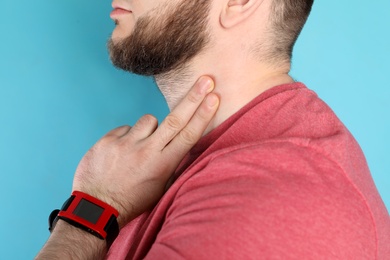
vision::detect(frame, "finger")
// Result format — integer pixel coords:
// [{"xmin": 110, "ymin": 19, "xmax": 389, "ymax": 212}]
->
[
  {"xmin": 152, "ymin": 76, "xmax": 215, "ymax": 149},
  {"xmin": 163, "ymin": 93, "xmax": 219, "ymax": 167},
  {"xmin": 104, "ymin": 125, "xmax": 132, "ymax": 138},
  {"xmin": 124, "ymin": 114, "xmax": 158, "ymax": 140}
]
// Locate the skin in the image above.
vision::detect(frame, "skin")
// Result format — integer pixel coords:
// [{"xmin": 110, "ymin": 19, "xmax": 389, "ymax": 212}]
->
[
  {"xmin": 36, "ymin": 77, "xmax": 219, "ymax": 259},
  {"xmin": 111, "ymin": 0, "xmax": 294, "ymax": 132},
  {"xmin": 37, "ymin": 0, "xmax": 296, "ymax": 258}
]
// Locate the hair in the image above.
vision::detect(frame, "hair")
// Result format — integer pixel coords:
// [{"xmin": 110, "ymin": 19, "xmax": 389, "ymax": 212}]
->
[
  {"xmin": 268, "ymin": 0, "xmax": 314, "ymax": 62},
  {"xmin": 109, "ymin": 0, "xmax": 211, "ymax": 76}
]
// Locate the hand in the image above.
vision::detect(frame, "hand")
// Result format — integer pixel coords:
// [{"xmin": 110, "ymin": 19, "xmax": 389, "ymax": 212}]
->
[{"xmin": 72, "ymin": 76, "xmax": 219, "ymax": 227}]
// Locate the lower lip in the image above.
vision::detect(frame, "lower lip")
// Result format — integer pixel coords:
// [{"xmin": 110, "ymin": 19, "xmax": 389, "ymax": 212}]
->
[{"xmin": 110, "ymin": 8, "xmax": 132, "ymax": 18}]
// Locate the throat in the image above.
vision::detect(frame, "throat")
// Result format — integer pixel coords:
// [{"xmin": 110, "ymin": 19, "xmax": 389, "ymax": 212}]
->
[{"xmin": 154, "ymin": 66, "xmax": 196, "ymax": 110}]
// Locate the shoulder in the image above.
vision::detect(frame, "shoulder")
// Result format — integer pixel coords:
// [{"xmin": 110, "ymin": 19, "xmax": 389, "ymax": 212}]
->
[
  {"xmin": 161, "ymin": 141, "xmax": 377, "ymax": 259},
  {"xmin": 180, "ymin": 140, "xmax": 345, "ymax": 189}
]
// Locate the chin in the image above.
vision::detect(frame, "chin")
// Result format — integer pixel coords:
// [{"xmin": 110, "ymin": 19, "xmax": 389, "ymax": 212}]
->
[
  {"xmin": 110, "ymin": 36, "xmax": 121, "ymax": 44},
  {"xmin": 111, "ymin": 27, "xmax": 132, "ymax": 42}
]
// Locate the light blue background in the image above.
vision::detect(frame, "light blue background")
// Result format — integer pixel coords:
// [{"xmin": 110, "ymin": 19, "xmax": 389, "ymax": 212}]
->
[{"xmin": 0, "ymin": 1, "xmax": 388, "ymax": 258}]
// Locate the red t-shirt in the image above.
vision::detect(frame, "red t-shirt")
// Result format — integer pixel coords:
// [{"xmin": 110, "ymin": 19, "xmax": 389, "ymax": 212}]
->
[{"xmin": 107, "ymin": 83, "xmax": 390, "ymax": 259}]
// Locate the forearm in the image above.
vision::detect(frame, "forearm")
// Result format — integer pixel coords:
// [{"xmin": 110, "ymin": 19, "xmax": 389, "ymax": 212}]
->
[{"xmin": 35, "ymin": 220, "xmax": 107, "ymax": 260}]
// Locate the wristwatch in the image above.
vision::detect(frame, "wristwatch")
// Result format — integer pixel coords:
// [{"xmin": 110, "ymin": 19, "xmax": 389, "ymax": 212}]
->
[{"xmin": 49, "ymin": 191, "xmax": 119, "ymax": 245}]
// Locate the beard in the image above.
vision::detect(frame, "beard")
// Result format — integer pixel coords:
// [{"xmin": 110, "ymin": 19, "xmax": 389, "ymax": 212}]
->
[{"xmin": 108, "ymin": 0, "xmax": 211, "ymax": 76}]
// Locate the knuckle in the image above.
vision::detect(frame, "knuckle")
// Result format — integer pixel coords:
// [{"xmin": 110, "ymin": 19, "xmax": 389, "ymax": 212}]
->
[
  {"xmin": 99, "ymin": 134, "xmax": 116, "ymax": 145},
  {"xmin": 116, "ymin": 137, "xmax": 129, "ymax": 148},
  {"xmin": 127, "ymin": 115, "xmax": 158, "ymax": 140},
  {"xmin": 179, "ymin": 128, "xmax": 198, "ymax": 145},
  {"xmin": 195, "ymin": 105, "xmax": 210, "ymax": 121},
  {"xmin": 138, "ymin": 114, "xmax": 158, "ymax": 126},
  {"xmin": 116, "ymin": 125, "xmax": 131, "ymax": 133},
  {"xmin": 105, "ymin": 125, "xmax": 131, "ymax": 138},
  {"xmin": 186, "ymin": 89, "xmax": 201, "ymax": 104},
  {"xmin": 137, "ymin": 146, "xmax": 153, "ymax": 162},
  {"xmin": 164, "ymin": 114, "xmax": 183, "ymax": 131},
  {"xmin": 119, "ymin": 125, "xmax": 131, "ymax": 131}
]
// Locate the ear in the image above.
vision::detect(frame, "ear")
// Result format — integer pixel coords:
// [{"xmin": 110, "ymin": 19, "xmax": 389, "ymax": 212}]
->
[{"xmin": 220, "ymin": 0, "xmax": 264, "ymax": 29}]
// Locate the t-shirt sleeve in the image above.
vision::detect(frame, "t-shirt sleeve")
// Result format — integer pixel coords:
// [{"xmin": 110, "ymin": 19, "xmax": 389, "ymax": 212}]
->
[{"xmin": 144, "ymin": 142, "xmax": 377, "ymax": 259}]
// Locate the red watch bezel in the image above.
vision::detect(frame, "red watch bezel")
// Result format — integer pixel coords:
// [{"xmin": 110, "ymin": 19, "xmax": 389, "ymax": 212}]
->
[{"xmin": 57, "ymin": 191, "xmax": 119, "ymax": 239}]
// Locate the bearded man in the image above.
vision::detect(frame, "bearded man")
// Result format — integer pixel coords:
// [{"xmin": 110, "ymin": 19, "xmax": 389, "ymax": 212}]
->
[{"xmin": 37, "ymin": 0, "xmax": 390, "ymax": 259}]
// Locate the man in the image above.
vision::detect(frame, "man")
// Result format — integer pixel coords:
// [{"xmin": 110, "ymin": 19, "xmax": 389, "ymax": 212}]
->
[{"xmin": 37, "ymin": 0, "xmax": 390, "ymax": 259}]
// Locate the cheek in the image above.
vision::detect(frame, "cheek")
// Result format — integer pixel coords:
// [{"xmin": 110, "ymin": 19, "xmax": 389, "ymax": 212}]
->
[{"xmin": 135, "ymin": 0, "xmax": 157, "ymax": 15}]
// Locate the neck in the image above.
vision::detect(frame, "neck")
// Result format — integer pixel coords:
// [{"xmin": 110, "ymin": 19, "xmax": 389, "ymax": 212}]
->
[{"xmin": 155, "ymin": 56, "xmax": 294, "ymax": 135}]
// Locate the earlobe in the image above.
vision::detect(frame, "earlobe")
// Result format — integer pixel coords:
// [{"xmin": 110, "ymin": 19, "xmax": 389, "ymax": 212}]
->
[{"xmin": 220, "ymin": 0, "xmax": 263, "ymax": 29}]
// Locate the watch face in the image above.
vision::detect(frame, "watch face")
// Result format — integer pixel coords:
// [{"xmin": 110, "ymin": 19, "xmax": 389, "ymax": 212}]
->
[{"xmin": 73, "ymin": 198, "xmax": 104, "ymax": 224}]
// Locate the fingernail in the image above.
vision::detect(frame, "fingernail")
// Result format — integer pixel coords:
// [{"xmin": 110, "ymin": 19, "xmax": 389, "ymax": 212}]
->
[
  {"xmin": 206, "ymin": 94, "xmax": 219, "ymax": 107},
  {"xmin": 198, "ymin": 77, "xmax": 214, "ymax": 94}
]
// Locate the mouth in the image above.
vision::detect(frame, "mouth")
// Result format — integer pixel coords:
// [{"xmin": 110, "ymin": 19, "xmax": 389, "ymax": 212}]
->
[{"xmin": 110, "ymin": 5, "xmax": 132, "ymax": 19}]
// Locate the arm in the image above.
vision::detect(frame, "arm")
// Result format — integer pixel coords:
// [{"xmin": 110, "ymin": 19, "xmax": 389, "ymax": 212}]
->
[
  {"xmin": 36, "ymin": 221, "xmax": 106, "ymax": 260},
  {"xmin": 36, "ymin": 76, "xmax": 219, "ymax": 259}
]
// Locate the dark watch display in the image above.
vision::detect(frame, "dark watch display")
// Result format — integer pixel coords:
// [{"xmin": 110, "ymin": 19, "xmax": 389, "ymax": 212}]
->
[{"xmin": 49, "ymin": 191, "xmax": 119, "ymax": 245}]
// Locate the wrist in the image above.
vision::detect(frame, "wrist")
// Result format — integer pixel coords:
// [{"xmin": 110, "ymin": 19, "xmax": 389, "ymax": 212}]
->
[
  {"xmin": 37, "ymin": 220, "xmax": 106, "ymax": 260},
  {"xmin": 49, "ymin": 191, "xmax": 120, "ymax": 246},
  {"xmin": 73, "ymin": 188, "xmax": 129, "ymax": 225},
  {"xmin": 53, "ymin": 219, "xmax": 106, "ymax": 246},
  {"xmin": 75, "ymin": 189, "xmax": 136, "ymax": 228}
]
